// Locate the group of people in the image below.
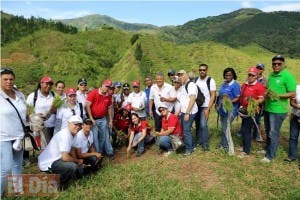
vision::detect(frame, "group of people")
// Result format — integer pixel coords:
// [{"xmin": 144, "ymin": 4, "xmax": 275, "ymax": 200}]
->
[{"xmin": 1, "ymin": 54, "xmax": 299, "ymax": 195}]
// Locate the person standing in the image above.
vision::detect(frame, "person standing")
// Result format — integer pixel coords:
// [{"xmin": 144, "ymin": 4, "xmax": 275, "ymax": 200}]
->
[
  {"xmin": 262, "ymin": 55, "xmax": 296, "ymax": 163},
  {"xmin": 0, "ymin": 68, "xmax": 27, "ymax": 195},
  {"xmin": 216, "ymin": 68, "xmax": 240, "ymax": 151},
  {"xmin": 127, "ymin": 80, "xmax": 147, "ymax": 120},
  {"xmin": 55, "ymin": 80, "xmax": 66, "ymax": 99},
  {"xmin": 167, "ymin": 69, "xmax": 176, "ymax": 84},
  {"xmin": 285, "ymin": 85, "xmax": 300, "ymax": 162},
  {"xmin": 177, "ymin": 70, "xmax": 198, "ymax": 156},
  {"xmin": 27, "ymin": 76, "xmax": 55, "ymax": 144},
  {"xmin": 238, "ymin": 67, "xmax": 266, "ymax": 158},
  {"xmin": 121, "ymin": 83, "xmax": 131, "ymax": 108},
  {"xmin": 38, "ymin": 115, "xmax": 84, "ymax": 188},
  {"xmin": 149, "ymin": 72, "xmax": 176, "ymax": 132},
  {"xmin": 144, "ymin": 76, "xmax": 153, "ymax": 118},
  {"xmin": 86, "ymin": 80, "xmax": 114, "ymax": 159},
  {"xmin": 194, "ymin": 64, "xmax": 217, "ymax": 151},
  {"xmin": 76, "ymin": 78, "xmax": 88, "ymax": 107}
]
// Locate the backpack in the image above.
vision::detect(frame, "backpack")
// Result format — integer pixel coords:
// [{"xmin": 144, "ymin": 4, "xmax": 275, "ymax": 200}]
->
[
  {"xmin": 33, "ymin": 89, "xmax": 55, "ymax": 107},
  {"xmin": 185, "ymin": 81, "xmax": 205, "ymax": 107},
  {"xmin": 194, "ymin": 76, "xmax": 211, "ymax": 93}
]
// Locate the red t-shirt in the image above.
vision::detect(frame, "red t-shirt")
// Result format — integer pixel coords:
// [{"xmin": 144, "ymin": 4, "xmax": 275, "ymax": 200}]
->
[
  {"xmin": 240, "ymin": 81, "xmax": 266, "ymax": 107},
  {"xmin": 130, "ymin": 120, "xmax": 150, "ymax": 134},
  {"xmin": 114, "ymin": 113, "xmax": 130, "ymax": 132},
  {"xmin": 86, "ymin": 89, "xmax": 112, "ymax": 118},
  {"xmin": 162, "ymin": 113, "xmax": 182, "ymax": 137}
]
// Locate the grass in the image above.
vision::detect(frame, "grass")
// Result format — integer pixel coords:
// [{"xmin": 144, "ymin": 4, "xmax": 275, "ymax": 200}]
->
[{"xmin": 15, "ymin": 112, "xmax": 300, "ymax": 200}]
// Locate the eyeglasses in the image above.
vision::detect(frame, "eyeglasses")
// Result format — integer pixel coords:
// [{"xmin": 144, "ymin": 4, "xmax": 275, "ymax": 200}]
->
[
  {"xmin": 248, "ymin": 74, "xmax": 256, "ymax": 77},
  {"xmin": 0, "ymin": 68, "xmax": 13, "ymax": 73},
  {"xmin": 80, "ymin": 84, "xmax": 87, "ymax": 86},
  {"xmin": 256, "ymin": 66, "xmax": 263, "ymax": 70},
  {"xmin": 199, "ymin": 69, "xmax": 206, "ymax": 72},
  {"xmin": 272, "ymin": 62, "xmax": 283, "ymax": 66},
  {"xmin": 133, "ymin": 86, "xmax": 139, "ymax": 88}
]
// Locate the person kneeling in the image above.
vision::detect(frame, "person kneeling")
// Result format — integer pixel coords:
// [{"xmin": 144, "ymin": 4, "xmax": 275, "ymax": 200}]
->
[
  {"xmin": 38, "ymin": 116, "xmax": 84, "ymax": 189},
  {"xmin": 153, "ymin": 104, "xmax": 183, "ymax": 157},
  {"xmin": 127, "ymin": 113, "xmax": 153, "ymax": 157},
  {"xmin": 74, "ymin": 119, "xmax": 103, "ymax": 173}
]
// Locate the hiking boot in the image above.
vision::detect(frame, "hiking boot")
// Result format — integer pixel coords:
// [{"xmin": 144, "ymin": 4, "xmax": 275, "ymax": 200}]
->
[
  {"xmin": 183, "ymin": 151, "xmax": 192, "ymax": 156},
  {"xmin": 284, "ymin": 157, "xmax": 296, "ymax": 163},
  {"xmin": 136, "ymin": 151, "xmax": 144, "ymax": 157},
  {"xmin": 109, "ymin": 155, "xmax": 115, "ymax": 161}
]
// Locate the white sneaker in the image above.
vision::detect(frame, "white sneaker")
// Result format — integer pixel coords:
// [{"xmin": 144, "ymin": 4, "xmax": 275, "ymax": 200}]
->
[
  {"xmin": 13, "ymin": 139, "xmax": 22, "ymax": 151},
  {"xmin": 238, "ymin": 152, "xmax": 248, "ymax": 158},
  {"xmin": 261, "ymin": 157, "xmax": 271, "ymax": 163},
  {"xmin": 163, "ymin": 151, "xmax": 173, "ymax": 157},
  {"xmin": 257, "ymin": 150, "xmax": 266, "ymax": 154}
]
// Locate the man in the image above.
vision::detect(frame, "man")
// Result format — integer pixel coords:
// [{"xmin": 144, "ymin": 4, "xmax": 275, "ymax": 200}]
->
[
  {"xmin": 112, "ymin": 81, "xmax": 122, "ymax": 111},
  {"xmin": 194, "ymin": 64, "xmax": 216, "ymax": 151},
  {"xmin": 149, "ymin": 72, "xmax": 176, "ymax": 132},
  {"xmin": 177, "ymin": 70, "xmax": 198, "ymax": 156},
  {"xmin": 167, "ymin": 69, "xmax": 176, "ymax": 84},
  {"xmin": 127, "ymin": 80, "xmax": 147, "ymax": 119},
  {"xmin": 74, "ymin": 118, "xmax": 103, "ymax": 172},
  {"xmin": 144, "ymin": 76, "xmax": 153, "ymax": 118},
  {"xmin": 256, "ymin": 63, "xmax": 268, "ymax": 87},
  {"xmin": 261, "ymin": 55, "xmax": 296, "ymax": 163},
  {"xmin": 153, "ymin": 104, "xmax": 182, "ymax": 157},
  {"xmin": 38, "ymin": 115, "xmax": 84, "ymax": 188},
  {"xmin": 86, "ymin": 79, "xmax": 114, "ymax": 160},
  {"xmin": 121, "ymin": 83, "xmax": 130, "ymax": 108}
]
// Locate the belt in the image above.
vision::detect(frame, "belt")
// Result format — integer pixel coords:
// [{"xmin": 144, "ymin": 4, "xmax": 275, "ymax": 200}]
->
[{"xmin": 93, "ymin": 116, "xmax": 105, "ymax": 120}]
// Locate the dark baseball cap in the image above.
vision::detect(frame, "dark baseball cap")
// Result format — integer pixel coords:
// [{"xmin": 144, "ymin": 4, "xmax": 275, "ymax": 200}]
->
[
  {"xmin": 272, "ymin": 55, "xmax": 285, "ymax": 62},
  {"xmin": 83, "ymin": 118, "xmax": 93, "ymax": 125},
  {"xmin": 168, "ymin": 69, "xmax": 176, "ymax": 76},
  {"xmin": 78, "ymin": 78, "xmax": 87, "ymax": 85},
  {"xmin": 123, "ymin": 83, "xmax": 130, "ymax": 89}
]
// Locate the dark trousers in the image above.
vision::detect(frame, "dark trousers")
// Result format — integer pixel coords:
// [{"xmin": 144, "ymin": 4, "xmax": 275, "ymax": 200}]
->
[
  {"xmin": 241, "ymin": 117, "xmax": 255, "ymax": 154},
  {"xmin": 83, "ymin": 156, "xmax": 102, "ymax": 172},
  {"xmin": 153, "ymin": 110, "xmax": 162, "ymax": 132}
]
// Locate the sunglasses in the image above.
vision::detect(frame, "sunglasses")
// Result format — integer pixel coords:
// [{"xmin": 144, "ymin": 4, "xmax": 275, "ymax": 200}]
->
[
  {"xmin": 0, "ymin": 68, "xmax": 13, "ymax": 73},
  {"xmin": 168, "ymin": 73, "xmax": 175, "ymax": 76},
  {"xmin": 199, "ymin": 69, "xmax": 206, "ymax": 72},
  {"xmin": 256, "ymin": 66, "xmax": 263, "ymax": 70},
  {"xmin": 80, "ymin": 83, "xmax": 87, "ymax": 86},
  {"xmin": 272, "ymin": 62, "xmax": 283, "ymax": 66},
  {"xmin": 248, "ymin": 74, "xmax": 256, "ymax": 77},
  {"xmin": 133, "ymin": 86, "xmax": 139, "ymax": 88}
]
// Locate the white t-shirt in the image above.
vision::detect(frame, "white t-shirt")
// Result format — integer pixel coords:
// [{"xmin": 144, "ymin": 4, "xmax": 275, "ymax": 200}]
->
[
  {"xmin": 178, "ymin": 81, "xmax": 198, "ymax": 114},
  {"xmin": 74, "ymin": 130, "xmax": 93, "ymax": 154},
  {"xmin": 38, "ymin": 127, "xmax": 76, "ymax": 171},
  {"xmin": 54, "ymin": 103, "xmax": 83, "ymax": 133},
  {"xmin": 0, "ymin": 89, "xmax": 27, "ymax": 141},
  {"xmin": 195, "ymin": 76, "xmax": 217, "ymax": 107},
  {"xmin": 291, "ymin": 85, "xmax": 300, "ymax": 116},
  {"xmin": 149, "ymin": 83, "xmax": 176, "ymax": 114},
  {"xmin": 27, "ymin": 90, "xmax": 55, "ymax": 127},
  {"xmin": 121, "ymin": 93, "xmax": 130, "ymax": 108},
  {"xmin": 76, "ymin": 90, "xmax": 87, "ymax": 107},
  {"xmin": 128, "ymin": 91, "xmax": 147, "ymax": 118}
]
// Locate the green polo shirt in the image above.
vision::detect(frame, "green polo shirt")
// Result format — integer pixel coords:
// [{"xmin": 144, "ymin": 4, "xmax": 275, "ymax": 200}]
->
[{"xmin": 265, "ymin": 69, "xmax": 296, "ymax": 113}]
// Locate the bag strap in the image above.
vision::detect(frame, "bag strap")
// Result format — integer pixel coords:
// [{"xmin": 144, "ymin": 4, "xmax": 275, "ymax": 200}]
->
[
  {"xmin": 6, "ymin": 98, "xmax": 26, "ymax": 131},
  {"xmin": 79, "ymin": 102, "xmax": 83, "ymax": 119}
]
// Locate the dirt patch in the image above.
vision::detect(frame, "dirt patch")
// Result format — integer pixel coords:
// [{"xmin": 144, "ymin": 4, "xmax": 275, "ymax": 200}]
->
[{"xmin": 1, "ymin": 52, "xmax": 35, "ymax": 65}]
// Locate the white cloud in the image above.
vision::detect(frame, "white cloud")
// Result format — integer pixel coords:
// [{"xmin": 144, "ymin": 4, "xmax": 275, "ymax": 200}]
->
[
  {"xmin": 241, "ymin": 1, "xmax": 252, "ymax": 8},
  {"xmin": 262, "ymin": 3, "xmax": 300, "ymax": 12}
]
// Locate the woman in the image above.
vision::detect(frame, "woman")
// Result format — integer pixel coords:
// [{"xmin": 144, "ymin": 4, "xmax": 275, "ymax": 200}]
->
[
  {"xmin": 216, "ymin": 67, "xmax": 240, "ymax": 150},
  {"xmin": 54, "ymin": 88, "xmax": 84, "ymax": 134},
  {"xmin": 238, "ymin": 67, "xmax": 265, "ymax": 158},
  {"xmin": 26, "ymin": 76, "xmax": 55, "ymax": 144},
  {"xmin": 285, "ymin": 85, "xmax": 300, "ymax": 162},
  {"xmin": 0, "ymin": 68, "xmax": 27, "ymax": 195},
  {"xmin": 152, "ymin": 104, "xmax": 182, "ymax": 156},
  {"xmin": 55, "ymin": 80, "xmax": 66, "ymax": 99},
  {"xmin": 127, "ymin": 113, "xmax": 153, "ymax": 157}
]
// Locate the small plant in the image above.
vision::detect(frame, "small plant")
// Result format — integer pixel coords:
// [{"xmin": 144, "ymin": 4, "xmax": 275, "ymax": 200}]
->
[
  {"xmin": 266, "ymin": 89, "xmax": 279, "ymax": 101},
  {"xmin": 222, "ymin": 95, "xmax": 233, "ymax": 113},
  {"xmin": 247, "ymin": 97, "xmax": 259, "ymax": 117},
  {"xmin": 51, "ymin": 95, "xmax": 64, "ymax": 109}
]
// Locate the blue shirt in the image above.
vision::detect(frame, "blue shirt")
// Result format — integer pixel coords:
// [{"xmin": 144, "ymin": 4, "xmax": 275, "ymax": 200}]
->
[{"xmin": 217, "ymin": 80, "xmax": 240, "ymax": 117}]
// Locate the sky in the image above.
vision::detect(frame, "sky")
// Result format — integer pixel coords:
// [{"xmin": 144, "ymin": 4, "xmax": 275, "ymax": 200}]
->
[{"xmin": 1, "ymin": 1, "xmax": 300, "ymax": 26}]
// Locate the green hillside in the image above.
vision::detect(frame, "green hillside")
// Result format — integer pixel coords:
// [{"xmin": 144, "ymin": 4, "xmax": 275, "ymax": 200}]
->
[
  {"xmin": 60, "ymin": 14, "xmax": 158, "ymax": 31},
  {"xmin": 2, "ymin": 29, "xmax": 300, "ymax": 95},
  {"xmin": 159, "ymin": 8, "xmax": 300, "ymax": 58}
]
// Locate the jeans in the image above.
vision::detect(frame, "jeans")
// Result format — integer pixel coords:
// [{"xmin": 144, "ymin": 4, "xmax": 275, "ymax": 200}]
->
[
  {"xmin": 264, "ymin": 111, "xmax": 287, "ymax": 160},
  {"xmin": 195, "ymin": 107, "xmax": 209, "ymax": 149},
  {"xmin": 44, "ymin": 127, "xmax": 54, "ymax": 144},
  {"xmin": 157, "ymin": 135, "xmax": 172, "ymax": 151},
  {"xmin": 241, "ymin": 117, "xmax": 255, "ymax": 154},
  {"xmin": 180, "ymin": 113, "xmax": 196, "ymax": 153},
  {"xmin": 288, "ymin": 114, "xmax": 300, "ymax": 160},
  {"xmin": 219, "ymin": 114, "xmax": 235, "ymax": 148},
  {"xmin": 132, "ymin": 133, "xmax": 152, "ymax": 154},
  {"xmin": 153, "ymin": 110, "xmax": 162, "ymax": 132},
  {"xmin": 51, "ymin": 159, "xmax": 82, "ymax": 187},
  {"xmin": 1, "ymin": 141, "xmax": 23, "ymax": 195},
  {"xmin": 92, "ymin": 118, "xmax": 113, "ymax": 155}
]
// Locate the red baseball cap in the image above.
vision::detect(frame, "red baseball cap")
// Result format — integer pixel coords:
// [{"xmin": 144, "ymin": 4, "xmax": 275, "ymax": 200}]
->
[
  {"xmin": 66, "ymin": 87, "xmax": 77, "ymax": 96},
  {"xmin": 103, "ymin": 79, "xmax": 113, "ymax": 88},
  {"xmin": 40, "ymin": 76, "xmax": 53, "ymax": 84},
  {"xmin": 122, "ymin": 104, "xmax": 132, "ymax": 112},
  {"xmin": 248, "ymin": 67, "xmax": 259, "ymax": 75},
  {"xmin": 132, "ymin": 80, "xmax": 140, "ymax": 87}
]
